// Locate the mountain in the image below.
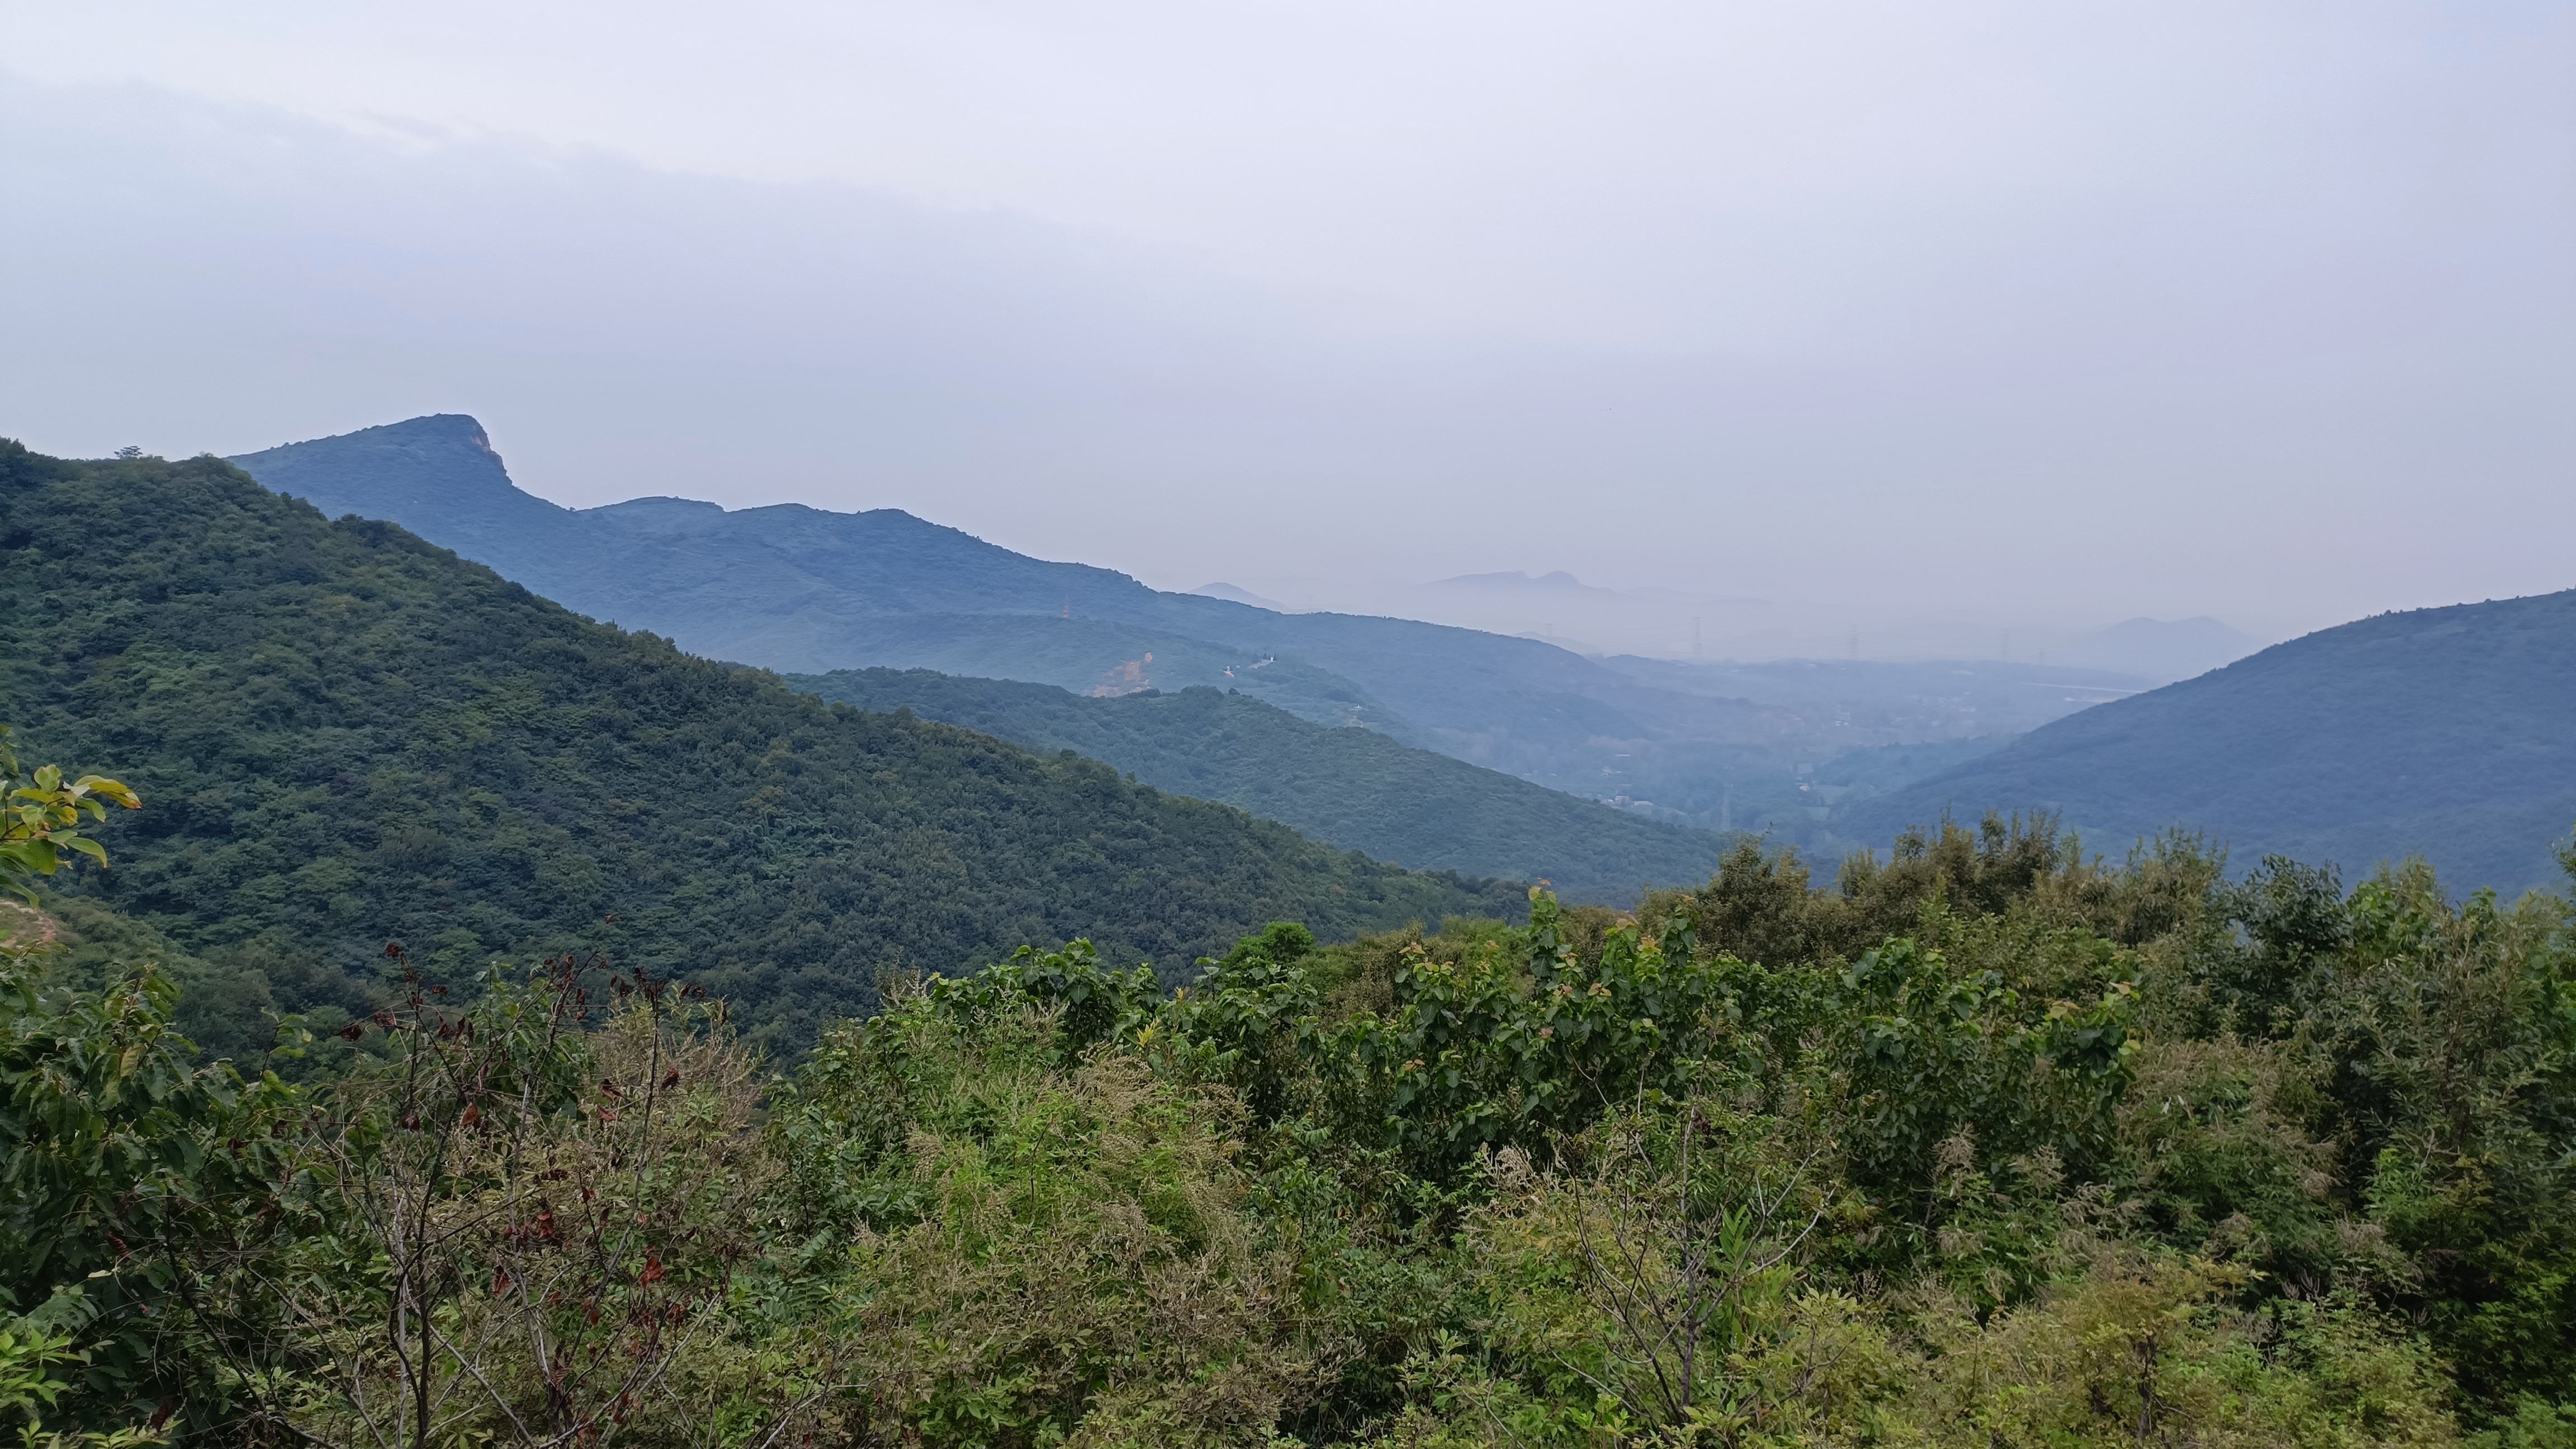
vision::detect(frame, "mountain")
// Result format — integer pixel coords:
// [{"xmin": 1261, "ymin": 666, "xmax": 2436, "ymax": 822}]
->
[
  {"xmin": 2066, "ymin": 615, "xmax": 2262, "ymax": 681},
  {"xmin": 1429, "ymin": 570, "xmax": 1623, "ymax": 598},
  {"xmin": 0, "ymin": 439, "xmax": 1519, "ymax": 1048},
  {"xmin": 789, "ymin": 668, "xmax": 1734, "ymax": 905},
  {"xmin": 1406, "ymin": 569, "xmax": 1702, "ymax": 655},
  {"xmin": 1838, "ymin": 592, "xmax": 2576, "ymax": 894},
  {"xmin": 226, "ymin": 415, "xmax": 2121, "ymax": 844},
  {"xmin": 1191, "ymin": 581, "xmax": 1287, "ymax": 610},
  {"xmin": 231, "ymin": 416, "xmax": 1769, "ymax": 769}
]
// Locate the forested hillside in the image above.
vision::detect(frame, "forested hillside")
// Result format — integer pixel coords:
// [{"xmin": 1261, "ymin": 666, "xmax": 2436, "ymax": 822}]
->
[
  {"xmin": 1841, "ymin": 592, "xmax": 2576, "ymax": 894},
  {"xmin": 0, "ymin": 441, "xmax": 1517, "ymax": 1047},
  {"xmin": 791, "ymin": 667, "xmax": 1733, "ymax": 903},
  {"xmin": 10, "ymin": 798, "xmax": 2569, "ymax": 1444}
]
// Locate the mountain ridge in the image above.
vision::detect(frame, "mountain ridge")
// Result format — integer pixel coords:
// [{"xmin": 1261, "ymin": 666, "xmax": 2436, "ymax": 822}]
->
[
  {"xmin": 228, "ymin": 413, "xmax": 1796, "ymax": 785},
  {"xmin": 1838, "ymin": 591, "xmax": 2576, "ymax": 894}
]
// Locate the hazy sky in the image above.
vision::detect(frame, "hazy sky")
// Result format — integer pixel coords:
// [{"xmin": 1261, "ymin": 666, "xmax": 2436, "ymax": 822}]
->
[{"xmin": 4, "ymin": 1, "xmax": 2570, "ymax": 645}]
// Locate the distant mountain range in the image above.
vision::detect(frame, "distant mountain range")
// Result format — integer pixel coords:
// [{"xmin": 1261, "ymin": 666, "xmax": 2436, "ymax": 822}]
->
[
  {"xmin": 1432, "ymin": 569, "xmax": 1627, "ymax": 598},
  {"xmin": 80, "ymin": 410, "xmax": 2573, "ymax": 915},
  {"xmin": 230, "ymin": 416, "xmax": 1790, "ymax": 787},
  {"xmin": 1191, "ymin": 581, "xmax": 1289, "ymax": 611},
  {"xmin": 1840, "ymin": 593, "xmax": 2576, "ymax": 894},
  {"xmin": 267, "ymin": 416, "xmax": 2446, "ymax": 877},
  {"xmin": 246, "ymin": 416, "xmax": 2118, "ymax": 846},
  {"xmin": 2064, "ymin": 616, "xmax": 2262, "ymax": 681},
  {"xmin": 790, "ymin": 668, "xmax": 1734, "ymax": 905}
]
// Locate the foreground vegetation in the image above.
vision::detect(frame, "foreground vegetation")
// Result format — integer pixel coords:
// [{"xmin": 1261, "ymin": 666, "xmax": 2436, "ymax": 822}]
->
[{"xmin": 6, "ymin": 711, "xmax": 2570, "ymax": 1446}]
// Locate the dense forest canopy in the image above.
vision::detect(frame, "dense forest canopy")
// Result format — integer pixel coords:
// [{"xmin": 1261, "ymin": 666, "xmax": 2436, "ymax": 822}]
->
[
  {"xmin": 0, "ymin": 442, "xmax": 1517, "ymax": 1052},
  {"xmin": 5, "ymin": 774, "xmax": 2570, "ymax": 1445},
  {"xmin": 789, "ymin": 667, "xmax": 1732, "ymax": 905}
]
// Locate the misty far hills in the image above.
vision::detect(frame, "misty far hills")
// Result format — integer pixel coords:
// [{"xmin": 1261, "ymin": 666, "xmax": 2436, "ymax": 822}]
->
[
  {"xmin": 1532, "ymin": 656, "xmax": 2139, "ymax": 846},
  {"xmin": 2064, "ymin": 615, "xmax": 2262, "ymax": 681},
  {"xmin": 226, "ymin": 413, "xmax": 2180, "ymax": 847},
  {"xmin": 1838, "ymin": 591, "xmax": 2576, "ymax": 895},
  {"xmin": 229, "ymin": 414, "xmax": 1801, "ymax": 782},
  {"xmin": 789, "ymin": 667, "xmax": 1735, "ymax": 906},
  {"xmin": 1, "ymin": 438, "xmax": 1519, "ymax": 1050},
  {"xmin": 1191, "ymin": 581, "xmax": 1288, "ymax": 610},
  {"xmin": 1404, "ymin": 573, "xmax": 2253, "ymax": 682},
  {"xmin": 1597, "ymin": 656, "xmax": 2149, "ymax": 735},
  {"xmin": 1433, "ymin": 569, "xmax": 1625, "ymax": 598},
  {"xmin": 1424, "ymin": 570, "xmax": 1759, "ymax": 610}
]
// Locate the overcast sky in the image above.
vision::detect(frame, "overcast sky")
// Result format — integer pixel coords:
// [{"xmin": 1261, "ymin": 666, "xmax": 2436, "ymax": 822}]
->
[{"xmin": 4, "ymin": 1, "xmax": 2570, "ymax": 645}]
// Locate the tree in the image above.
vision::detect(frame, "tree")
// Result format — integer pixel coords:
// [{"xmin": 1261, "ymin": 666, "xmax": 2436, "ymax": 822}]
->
[
  {"xmin": 237, "ymin": 954, "xmax": 784, "ymax": 1448},
  {"xmin": 0, "ymin": 730, "xmax": 283, "ymax": 1442},
  {"xmin": 0, "ymin": 727, "xmax": 138, "ymax": 908},
  {"xmin": 1470, "ymin": 1092, "xmax": 1836, "ymax": 1446}
]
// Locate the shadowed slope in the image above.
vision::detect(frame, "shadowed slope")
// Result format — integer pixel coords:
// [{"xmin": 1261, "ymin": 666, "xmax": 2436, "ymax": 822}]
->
[{"xmin": 1839, "ymin": 591, "xmax": 2576, "ymax": 893}]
